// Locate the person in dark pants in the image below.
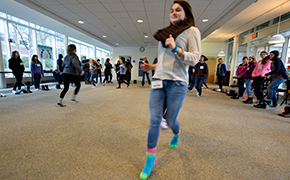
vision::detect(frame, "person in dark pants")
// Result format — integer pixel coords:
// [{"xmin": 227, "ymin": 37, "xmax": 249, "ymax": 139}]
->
[
  {"xmin": 83, "ymin": 57, "xmax": 91, "ymax": 84},
  {"xmin": 232, "ymin": 56, "xmax": 248, "ymax": 99},
  {"xmin": 141, "ymin": 56, "xmax": 151, "ymax": 87},
  {"xmin": 195, "ymin": 55, "xmax": 208, "ymax": 97},
  {"xmin": 126, "ymin": 59, "xmax": 133, "ymax": 83},
  {"xmin": 115, "ymin": 60, "xmax": 120, "ymax": 83},
  {"xmin": 188, "ymin": 66, "xmax": 196, "ymax": 93},
  {"xmin": 103, "ymin": 58, "xmax": 113, "ymax": 84},
  {"xmin": 117, "ymin": 57, "xmax": 129, "ymax": 89},
  {"xmin": 30, "ymin": 55, "xmax": 44, "ymax": 91},
  {"xmin": 251, "ymin": 52, "xmax": 270, "ymax": 105},
  {"xmin": 57, "ymin": 44, "xmax": 84, "ymax": 107},
  {"xmin": 216, "ymin": 58, "xmax": 227, "ymax": 91},
  {"xmin": 96, "ymin": 59, "xmax": 103, "ymax": 84},
  {"xmin": 56, "ymin": 54, "xmax": 64, "ymax": 89},
  {"xmin": 8, "ymin": 51, "xmax": 25, "ymax": 93},
  {"xmin": 151, "ymin": 58, "xmax": 158, "ymax": 76}
]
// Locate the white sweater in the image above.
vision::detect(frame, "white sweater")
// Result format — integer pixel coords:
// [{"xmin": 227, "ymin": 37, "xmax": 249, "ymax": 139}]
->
[{"xmin": 153, "ymin": 26, "xmax": 201, "ymax": 83}]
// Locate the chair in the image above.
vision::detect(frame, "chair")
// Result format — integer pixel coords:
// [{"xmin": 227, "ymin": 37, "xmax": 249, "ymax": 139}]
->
[{"xmin": 277, "ymin": 79, "xmax": 290, "ymax": 106}]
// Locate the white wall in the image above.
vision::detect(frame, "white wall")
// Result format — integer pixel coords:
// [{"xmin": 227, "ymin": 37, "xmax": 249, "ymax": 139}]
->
[
  {"xmin": 112, "ymin": 47, "xmax": 158, "ymax": 82},
  {"xmin": 111, "ymin": 42, "xmax": 225, "ymax": 82}
]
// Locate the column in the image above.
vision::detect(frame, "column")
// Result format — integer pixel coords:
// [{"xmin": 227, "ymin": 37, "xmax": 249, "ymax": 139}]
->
[
  {"xmin": 229, "ymin": 35, "xmax": 239, "ymax": 86},
  {"xmin": 0, "ymin": 39, "xmax": 6, "ymax": 88}
]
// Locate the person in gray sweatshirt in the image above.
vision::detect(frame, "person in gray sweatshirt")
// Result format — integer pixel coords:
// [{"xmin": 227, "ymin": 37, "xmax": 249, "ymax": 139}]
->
[{"xmin": 57, "ymin": 44, "xmax": 84, "ymax": 107}]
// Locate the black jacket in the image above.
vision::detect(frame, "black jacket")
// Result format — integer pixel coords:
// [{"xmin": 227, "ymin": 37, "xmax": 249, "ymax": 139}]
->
[{"xmin": 8, "ymin": 57, "xmax": 25, "ymax": 74}]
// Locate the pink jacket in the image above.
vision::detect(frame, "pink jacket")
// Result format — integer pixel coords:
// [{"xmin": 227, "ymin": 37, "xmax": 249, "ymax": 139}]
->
[
  {"xmin": 251, "ymin": 59, "xmax": 271, "ymax": 77},
  {"xmin": 236, "ymin": 65, "xmax": 248, "ymax": 77}
]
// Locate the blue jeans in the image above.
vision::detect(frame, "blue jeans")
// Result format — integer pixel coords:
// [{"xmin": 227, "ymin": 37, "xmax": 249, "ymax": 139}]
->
[
  {"xmin": 188, "ymin": 77, "xmax": 196, "ymax": 90},
  {"xmin": 267, "ymin": 77, "xmax": 286, "ymax": 107},
  {"xmin": 245, "ymin": 79, "xmax": 252, "ymax": 97},
  {"xmin": 147, "ymin": 80, "xmax": 187, "ymax": 148},
  {"xmin": 195, "ymin": 78, "xmax": 204, "ymax": 96},
  {"xmin": 142, "ymin": 71, "xmax": 151, "ymax": 86}
]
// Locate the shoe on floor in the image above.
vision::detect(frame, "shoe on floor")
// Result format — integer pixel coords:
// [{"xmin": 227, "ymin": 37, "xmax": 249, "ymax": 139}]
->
[
  {"xmin": 160, "ymin": 118, "xmax": 168, "ymax": 129},
  {"xmin": 12, "ymin": 90, "xmax": 16, "ymax": 93}
]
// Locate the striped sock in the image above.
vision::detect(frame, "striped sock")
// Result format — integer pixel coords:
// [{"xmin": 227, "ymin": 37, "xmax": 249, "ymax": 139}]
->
[
  {"xmin": 170, "ymin": 131, "xmax": 181, "ymax": 148},
  {"xmin": 140, "ymin": 147, "xmax": 157, "ymax": 180}
]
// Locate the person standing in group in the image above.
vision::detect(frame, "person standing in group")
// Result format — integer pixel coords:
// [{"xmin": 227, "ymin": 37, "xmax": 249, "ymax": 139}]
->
[
  {"xmin": 251, "ymin": 51, "xmax": 271, "ymax": 106},
  {"xmin": 115, "ymin": 60, "xmax": 121, "ymax": 83},
  {"xmin": 117, "ymin": 57, "xmax": 129, "ymax": 89},
  {"xmin": 103, "ymin": 58, "xmax": 113, "ymax": 84},
  {"xmin": 151, "ymin": 58, "xmax": 158, "ymax": 76},
  {"xmin": 8, "ymin": 51, "xmax": 25, "ymax": 93},
  {"xmin": 141, "ymin": 56, "xmax": 151, "ymax": 87},
  {"xmin": 83, "ymin": 57, "xmax": 91, "ymax": 84},
  {"xmin": 232, "ymin": 56, "xmax": 248, "ymax": 99},
  {"xmin": 90, "ymin": 59, "xmax": 98, "ymax": 88},
  {"xmin": 187, "ymin": 65, "xmax": 196, "ymax": 93},
  {"xmin": 96, "ymin": 59, "xmax": 103, "ymax": 85},
  {"xmin": 126, "ymin": 59, "xmax": 133, "ymax": 83},
  {"xmin": 216, "ymin": 58, "xmax": 227, "ymax": 91},
  {"xmin": 263, "ymin": 50, "xmax": 288, "ymax": 108},
  {"xmin": 194, "ymin": 55, "xmax": 208, "ymax": 97},
  {"xmin": 140, "ymin": 1, "xmax": 201, "ymax": 179},
  {"xmin": 57, "ymin": 44, "xmax": 84, "ymax": 107},
  {"xmin": 56, "ymin": 54, "xmax": 64, "ymax": 89},
  {"xmin": 242, "ymin": 56, "xmax": 257, "ymax": 102},
  {"xmin": 30, "ymin": 55, "xmax": 44, "ymax": 91}
]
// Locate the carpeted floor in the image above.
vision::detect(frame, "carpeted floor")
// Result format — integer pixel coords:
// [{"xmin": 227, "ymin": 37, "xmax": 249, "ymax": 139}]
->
[{"xmin": 0, "ymin": 82, "xmax": 289, "ymax": 180}]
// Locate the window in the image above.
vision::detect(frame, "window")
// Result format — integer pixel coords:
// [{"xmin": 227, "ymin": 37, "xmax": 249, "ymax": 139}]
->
[
  {"xmin": 8, "ymin": 22, "xmax": 35, "ymax": 75},
  {"xmin": 80, "ymin": 45, "xmax": 88, "ymax": 60},
  {"xmin": 36, "ymin": 31, "xmax": 55, "ymax": 70},
  {"xmin": 56, "ymin": 37, "xmax": 65, "ymax": 59},
  {"xmin": 88, "ymin": 47, "xmax": 94, "ymax": 60},
  {"xmin": 235, "ymin": 44, "xmax": 247, "ymax": 76},
  {"xmin": 0, "ymin": 19, "xmax": 8, "ymax": 72},
  {"xmin": 256, "ymin": 21, "xmax": 270, "ymax": 31}
]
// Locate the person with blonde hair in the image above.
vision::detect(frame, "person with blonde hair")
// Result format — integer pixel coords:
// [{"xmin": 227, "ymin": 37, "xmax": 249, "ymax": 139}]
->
[
  {"xmin": 140, "ymin": 1, "xmax": 201, "ymax": 179},
  {"xmin": 141, "ymin": 56, "xmax": 151, "ymax": 87}
]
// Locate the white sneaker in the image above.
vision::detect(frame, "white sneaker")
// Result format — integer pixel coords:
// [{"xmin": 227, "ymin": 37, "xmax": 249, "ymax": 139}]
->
[
  {"xmin": 35, "ymin": 89, "xmax": 40, "ymax": 91},
  {"xmin": 196, "ymin": 94, "xmax": 200, "ymax": 97},
  {"xmin": 12, "ymin": 90, "xmax": 16, "ymax": 93},
  {"xmin": 160, "ymin": 118, "xmax": 168, "ymax": 129},
  {"xmin": 0, "ymin": 93, "xmax": 6, "ymax": 97},
  {"xmin": 92, "ymin": 86, "xmax": 95, "ymax": 88},
  {"xmin": 215, "ymin": 89, "xmax": 221, "ymax": 92}
]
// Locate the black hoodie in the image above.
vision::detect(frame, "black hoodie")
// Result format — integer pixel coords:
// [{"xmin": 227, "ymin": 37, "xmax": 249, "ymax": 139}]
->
[{"xmin": 9, "ymin": 57, "xmax": 25, "ymax": 74}]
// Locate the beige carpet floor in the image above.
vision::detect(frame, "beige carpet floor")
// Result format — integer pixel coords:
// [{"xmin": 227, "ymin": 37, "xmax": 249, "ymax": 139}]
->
[{"xmin": 0, "ymin": 82, "xmax": 289, "ymax": 180}]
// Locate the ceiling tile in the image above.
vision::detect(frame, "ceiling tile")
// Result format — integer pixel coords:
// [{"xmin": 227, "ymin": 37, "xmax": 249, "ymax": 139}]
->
[{"xmin": 101, "ymin": 2, "xmax": 126, "ymax": 12}]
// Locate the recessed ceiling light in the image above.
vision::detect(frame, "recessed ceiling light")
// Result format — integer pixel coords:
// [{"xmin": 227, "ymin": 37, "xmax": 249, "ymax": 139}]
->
[
  {"xmin": 78, "ymin": 20, "xmax": 85, "ymax": 24},
  {"xmin": 137, "ymin": 19, "xmax": 143, "ymax": 23},
  {"xmin": 103, "ymin": 35, "xmax": 107, "ymax": 38},
  {"xmin": 116, "ymin": 43, "xmax": 119, "ymax": 45},
  {"xmin": 202, "ymin": 19, "xmax": 209, "ymax": 23},
  {"xmin": 144, "ymin": 35, "xmax": 149, "ymax": 38}
]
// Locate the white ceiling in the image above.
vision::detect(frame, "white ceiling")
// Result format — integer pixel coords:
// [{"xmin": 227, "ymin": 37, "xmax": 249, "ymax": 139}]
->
[
  {"xmin": 204, "ymin": 0, "xmax": 290, "ymax": 42},
  {"xmin": 13, "ymin": 0, "xmax": 255, "ymax": 47}
]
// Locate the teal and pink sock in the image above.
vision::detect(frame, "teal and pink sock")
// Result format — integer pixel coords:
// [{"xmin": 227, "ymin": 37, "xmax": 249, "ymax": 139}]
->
[
  {"xmin": 140, "ymin": 147, "xmax": 157, "ymax": 180},
  {"xmin": 170, "ymin": 131, "xmax": 180, "ymax": 148}
]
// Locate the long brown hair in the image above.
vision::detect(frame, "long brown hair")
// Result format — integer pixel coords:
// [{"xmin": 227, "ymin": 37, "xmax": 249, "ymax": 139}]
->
[
  {"xmin": 171, "ymin": 1, "xmax": 195, "ymax": 26},
  {"xmin": 92, "ymin": 60, "xmax": 97, "ymax": 65},
  {"xmin": 67, "ymin": 44, "xmax": 76, "ymax": 55},
  {"xmin": 105, "ymin": 58, "xmax": 110, "ymax": 65}
]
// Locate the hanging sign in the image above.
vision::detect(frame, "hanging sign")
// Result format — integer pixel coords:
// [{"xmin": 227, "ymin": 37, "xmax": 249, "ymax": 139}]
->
[{"xmin": 38, "ymin": 45, "xmax": 53, "ymax": 60}]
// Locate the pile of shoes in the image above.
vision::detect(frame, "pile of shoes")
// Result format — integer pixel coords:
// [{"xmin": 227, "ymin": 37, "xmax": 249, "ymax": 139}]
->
[
  {"xmin": 278, "ymin": 106, "xmax": 290, "ymax": 118},
  {"xmin": 243, "ymin": 97, "xmax": 253, "ymax": 104},
  {"xmin": 41, "ymin": 85, "xmax": 50, "ymax": 91}
]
